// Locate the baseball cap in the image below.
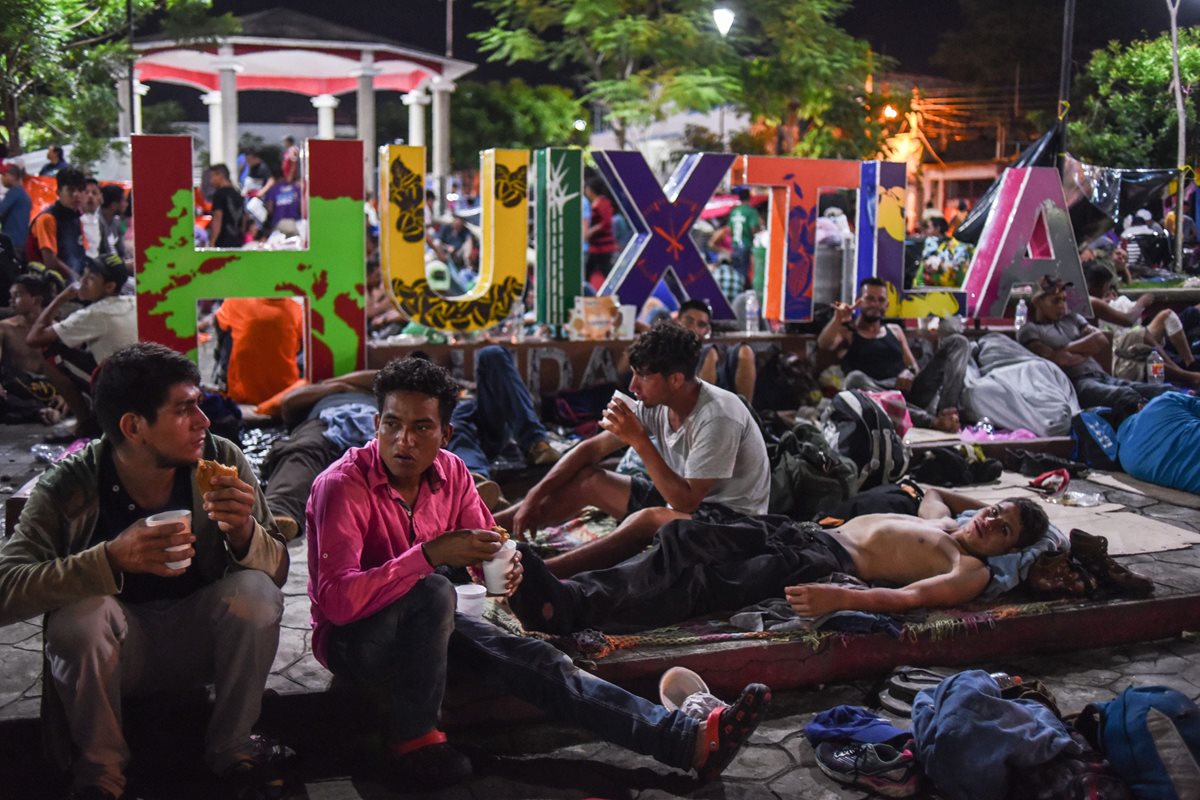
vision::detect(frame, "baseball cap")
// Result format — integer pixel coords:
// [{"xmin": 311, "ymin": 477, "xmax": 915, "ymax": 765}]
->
[
  {"xmin": 84, "ymin": 253, "xmax": 130, "ymax": 290},
  {"xmin": 1033, "ymin": 274, "xmax": 1073, "ymax": 299}
]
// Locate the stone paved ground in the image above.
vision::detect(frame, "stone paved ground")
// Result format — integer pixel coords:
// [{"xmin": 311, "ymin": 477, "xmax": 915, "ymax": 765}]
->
[{"xmin": 3, "ymin": 422, "xmax": 1200, "ymax": 798}]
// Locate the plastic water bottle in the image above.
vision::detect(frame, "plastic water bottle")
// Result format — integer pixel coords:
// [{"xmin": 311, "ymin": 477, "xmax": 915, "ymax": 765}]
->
[
  {"xmin": 1013, "ymin": 298, "xmax": 1028, "ymax": 330},
  {"xmin": 744, "ymin": 291, "xmax": 759, "ymax": 335},
  {"xmin": 1147, "ymin": 350, "xmax": 1165, "ymax": 384},
  {"xmin": 510, "ymin": 299, "xmax": 525, "ymax": 344}
]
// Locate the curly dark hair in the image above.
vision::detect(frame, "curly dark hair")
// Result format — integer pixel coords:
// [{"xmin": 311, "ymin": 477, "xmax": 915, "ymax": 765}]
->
[
  {"xmin": 373, "ymin": 356, "xmax": 459, "ymax": 425},
  {"xmin": 94, "ymin": 343, "xmax": 201, "ymax": 443},
  {"xmin": 627, "ymin": 320, "xmax": 701, "ymax": 378},
  {"xmin": 1008, "ymin": 496, "xmax": 1050, "ymax": 549}
]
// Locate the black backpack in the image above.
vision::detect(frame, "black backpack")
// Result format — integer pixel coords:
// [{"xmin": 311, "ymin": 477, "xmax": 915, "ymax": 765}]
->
[
  {"xmin": 768, "ymin": 422, "xmax": 858, "ymax": 521},
  {"xmin": 822, "ymin": 389, "xmax": 910, "ymax": 492},
  {"xmin": 752, "ymin": 345, "xmax": 821, "ymax": 411}
]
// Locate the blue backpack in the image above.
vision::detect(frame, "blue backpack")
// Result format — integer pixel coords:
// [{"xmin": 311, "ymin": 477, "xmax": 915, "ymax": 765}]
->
[
  {"xmin": 1085, "ymin": 686, "xmax": 1200, "ymax": 800},
  {"xmin": 1071, "ymin": 407, "xmax": 1120, "ymax": 471}
]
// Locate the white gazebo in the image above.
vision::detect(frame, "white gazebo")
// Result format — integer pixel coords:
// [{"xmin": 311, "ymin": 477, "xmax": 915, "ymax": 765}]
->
[{"xmin": 128, "ymin": 8, "xmax": 475, "ymax": 193}]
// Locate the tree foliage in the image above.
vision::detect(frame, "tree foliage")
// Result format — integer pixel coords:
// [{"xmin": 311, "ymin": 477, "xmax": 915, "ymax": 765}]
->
[
  {"xmin": 0, "ymin": 0, "xmax": 237, "ymax": 168},
  {"xmin": 448, "ymin": 79, "xmax": 587, "ymax": 168},
  {"xmin": 1068, "ymin": 29, "xmax": 1200, "ymax": 168},
  {"xmin": 473, "ymin": 0, "xmax": 891, "ymax": 158}
]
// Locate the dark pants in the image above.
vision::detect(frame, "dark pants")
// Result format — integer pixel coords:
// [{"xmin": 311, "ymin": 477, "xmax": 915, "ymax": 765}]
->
[
  {"xmin": 448, "ymin": 345, "xmax": 548, "ymax": 478},
  {"xmin": 907, "ymin": 333, "xmax": 971, "ymax": 417},
  {"xmin": 522, "ymin": 518, "xmax": 856, "ymax": 634},
  {"xmin": 731, "ymin": 244, "xmax": 752, "ymax": 281},
  {"xmin": 262, "ymin": 417, "xmax": 344, "ymax": 534},
  {"xmin": 325, "ymin": 574, "xmax": 698, "ymax": 769},
  {"xmin": 1073, "ymin": 373, "xmax": 1174, "ymax": 422}
]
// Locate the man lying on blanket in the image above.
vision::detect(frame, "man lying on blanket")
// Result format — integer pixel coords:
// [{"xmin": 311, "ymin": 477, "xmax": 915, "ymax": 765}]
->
[{"xmin": 508, "ymin": 487, "xmax": 1050, "ymax": 635}]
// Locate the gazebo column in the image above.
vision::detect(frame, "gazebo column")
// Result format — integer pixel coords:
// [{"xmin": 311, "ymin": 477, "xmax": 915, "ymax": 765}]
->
[
  {"xmin": 430, "ymin": 77, "xmax": 454, "ymax": 213},
  {"xmin": 201, "ymin": 91, "xmax": 223, "ymax": 167},
  {"xmin": 116, "ymin": 77, "xmax": 132, "ymax": 138},
  {"xmin": 354, "ymin": 51, "xmax": 380, "ymax": 196},
  {"xmin": 216, "ymin": 43, "xmax": 241, "ymax": 172},
  {"xmin": 312, "ymin": 94, "xmax": 339, "ymax": 140},
  {"xmin": 133, "ymin": 81, "xmax": 149, "ymax": 135},
  {"xmin": 402, "ymin": 89, "xmax": 429, "ymax": 147}
]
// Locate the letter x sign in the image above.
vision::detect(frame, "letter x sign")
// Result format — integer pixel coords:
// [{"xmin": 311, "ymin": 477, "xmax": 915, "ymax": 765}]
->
[{"xmin": 593, "ymin": 151, "xmax": 736, "ymax": 318}]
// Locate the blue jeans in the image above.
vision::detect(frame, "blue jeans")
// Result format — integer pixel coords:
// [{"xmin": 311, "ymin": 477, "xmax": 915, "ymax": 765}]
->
[
  {"xmin": 326, "ymin": 574, "xmax": 699, "ymax": 769},
  {"xmin": 449, "ymin": 345, "xmax": 549, "ymax": 478},
  {"xmin": 1074, "ymin": 373, "xmax": 1174, "ymax": 423}
]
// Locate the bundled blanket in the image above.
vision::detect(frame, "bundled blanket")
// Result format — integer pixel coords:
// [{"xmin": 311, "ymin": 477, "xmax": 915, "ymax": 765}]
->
[{"xmin": 962, "ymin": 334, "xmax": 1080, "ymax": 436}]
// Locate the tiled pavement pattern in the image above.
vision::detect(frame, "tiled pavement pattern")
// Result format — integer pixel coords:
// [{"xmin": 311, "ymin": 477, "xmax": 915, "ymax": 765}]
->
[{"xmin": 3, "ymin": 425, "xmax": 1200, "ymax": 798}]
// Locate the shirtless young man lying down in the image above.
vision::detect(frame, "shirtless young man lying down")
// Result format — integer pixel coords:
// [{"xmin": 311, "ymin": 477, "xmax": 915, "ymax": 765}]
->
[{"xmin": 507, "ymin": 488, "xmax": 1050, "ymax": 635}]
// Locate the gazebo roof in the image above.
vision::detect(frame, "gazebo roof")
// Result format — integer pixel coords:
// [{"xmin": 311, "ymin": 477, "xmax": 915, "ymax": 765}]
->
[{"xmin": 133, "ymin": 8, "xmax": 475, "ymax": 97}]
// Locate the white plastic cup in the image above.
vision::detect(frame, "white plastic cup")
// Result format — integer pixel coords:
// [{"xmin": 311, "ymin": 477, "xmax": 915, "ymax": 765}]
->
[
  {"xmin": 455, "ymin": 584, "xmax": 487, "ymax": 619},
  {"xmin": 482, "ymin": 539, "xmax": 518, "ymax": 595},
  {"xmin": 611, "ymin": 390, "xmax": 638, "ymax": 411},
  {"xmin": 146, "ymin": 509, "xmax": 192, "ymax": 570},
  {"xmin": 659, "ymin": 666, "xmax": 711, "ymax": 712}
]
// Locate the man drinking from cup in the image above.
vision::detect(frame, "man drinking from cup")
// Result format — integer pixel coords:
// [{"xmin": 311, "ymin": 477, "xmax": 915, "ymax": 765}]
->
[
  {"xmin": 495, "ymin": 321, "xmax": 770, "ymax": 576},
  {"xmin": 306, "ymin": 356, "xmax": 770, "ymax": 791},
  {"xmin": 0, "ymin": 343, "xmax": 291, "ymax": 800}
]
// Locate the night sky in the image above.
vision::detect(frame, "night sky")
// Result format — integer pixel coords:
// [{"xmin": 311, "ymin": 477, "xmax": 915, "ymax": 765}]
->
[{"xmin": 164, "ymin": 1, "xmax": 1195, "ymax": 124}]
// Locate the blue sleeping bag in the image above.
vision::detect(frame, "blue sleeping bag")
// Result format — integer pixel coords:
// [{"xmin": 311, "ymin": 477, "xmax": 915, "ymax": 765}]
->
[{"xmin": 1117, "ymin": 392, "xmax": 1200, "ymax": 494}]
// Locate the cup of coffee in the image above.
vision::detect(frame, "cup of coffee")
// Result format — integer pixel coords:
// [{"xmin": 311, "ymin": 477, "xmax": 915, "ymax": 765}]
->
[
  {"xmin": 611, "ymin": 390, "xmax": 637, "ymax": 411},
  {"xmin": 455, "ymin": 584, "xmax": 487, "ymax": 619},
  {"xmin": 482, "ymin": 539, "xmax": 518, "ymax": 595},
  {"xmin": 146, "ymin": 509, "xmax": 192, "ymax": 570}
]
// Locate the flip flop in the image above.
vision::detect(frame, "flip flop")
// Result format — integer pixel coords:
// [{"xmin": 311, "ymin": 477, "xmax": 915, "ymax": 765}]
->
[
  {"xmin": 877, "ymin": 686, "xmax": 914, "ymax": 718},
  {"xmin": 887, "ymin": 666, "xmax": 955, "ymax": 699}
]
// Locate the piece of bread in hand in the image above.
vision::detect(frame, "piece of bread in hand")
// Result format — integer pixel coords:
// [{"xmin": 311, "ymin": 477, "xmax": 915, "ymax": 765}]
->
[
  {"xmin": 493, "ymin": 525, "xmax": 509, "ymax": 544},
  {"xmin": 196, "ymin": 459, "xmax": 238, "ymax": 495}
]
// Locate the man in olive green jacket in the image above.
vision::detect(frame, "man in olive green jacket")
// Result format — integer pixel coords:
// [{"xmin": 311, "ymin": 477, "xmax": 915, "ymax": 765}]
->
[{"xmin": 0, "ymin": 343, "xmax": 289, "ymax": 800}]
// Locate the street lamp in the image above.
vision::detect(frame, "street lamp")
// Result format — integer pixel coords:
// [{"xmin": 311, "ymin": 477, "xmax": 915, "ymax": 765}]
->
[
  {"xmin": 713, "ymin": 7, "xmax": 735, "ymax": 150},
  {"xmin": 713, "ymin": 7, "xmax": 735, "ymax": 36},
  {"xmin": 1167, "ymin": 0, "xmax": 1187, "ymax": 271}
]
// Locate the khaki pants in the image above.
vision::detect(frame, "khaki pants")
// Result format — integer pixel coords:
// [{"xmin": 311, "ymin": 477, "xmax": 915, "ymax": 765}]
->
[{"xmin": 44, "ymin": 571, "xmax": 283, "ymax": 795}]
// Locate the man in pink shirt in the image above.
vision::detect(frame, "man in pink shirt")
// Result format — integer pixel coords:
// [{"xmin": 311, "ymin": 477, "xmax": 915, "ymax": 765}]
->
[{"xmin": 306, "ymin": 357, "xmax": 770, "ymax": 791}]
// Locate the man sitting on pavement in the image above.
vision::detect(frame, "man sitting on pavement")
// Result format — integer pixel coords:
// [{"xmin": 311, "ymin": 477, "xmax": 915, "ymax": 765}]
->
[
  {"xmin": 26, "ymin": 253, "xmax": 137, "ymax": 385},
  {"xmin": 262, "ymin": 345, "xmax": 559, "ymax": 538},
  {"xmin": 507, "ymin": 488, "xmax": 1049, "ymax": 636},
  {"xmin": 677, "ymin": 298, "xmax": 757, "ymax": 401},
  {"xmin": 495, "ymin": 322, "xmax": 770, "ymax": 577},
  {"xmin": 0, "ymin": 273, "xmax": 80, "ymax": 424},
  {"xmin": 305, "ymin": 356, "xmax": 769, "ymax": 791},
  {"xmin": 1083, "ymin": 262, "xmax": 1200, "ymax": 388},
  {"xmin": 1018, "ymin": 274, "xmax": 1173, "ymax": 423},
  {"xmin": 818, "ymin": 277, "xmax": 966, "ymax": 432},
  {"xmin": 0, "ymin": 343, "xmax": 291, "ymax": 800}
]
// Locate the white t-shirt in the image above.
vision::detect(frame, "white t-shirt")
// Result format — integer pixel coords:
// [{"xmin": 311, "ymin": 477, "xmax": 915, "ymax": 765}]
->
[
  {"xmin": 81, "ymin": 211, "xmax": 100, "ymax": 259},
  {"xmin": 53, "ymin": 295, "xmax": 138, "ymax": 364},
  {"xmin": 635, "ymin": 381, "xmax": 770, "ymax": 516}
]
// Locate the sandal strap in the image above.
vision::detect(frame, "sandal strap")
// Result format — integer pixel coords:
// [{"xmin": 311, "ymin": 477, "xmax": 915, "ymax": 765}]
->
[{"xmin": 391, "ymin": 730, "xmax": 448, "ymax": 756}]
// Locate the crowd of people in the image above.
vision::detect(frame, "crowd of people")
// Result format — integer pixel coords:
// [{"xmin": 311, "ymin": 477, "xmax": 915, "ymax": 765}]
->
[{"xmin": 4, "ymin": 160, "xmax": 1200, "ymax": 798}]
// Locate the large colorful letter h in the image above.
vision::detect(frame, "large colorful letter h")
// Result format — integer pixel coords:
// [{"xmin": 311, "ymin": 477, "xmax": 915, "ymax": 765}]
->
[{"xmin": 133, "ymin": 135, "xmax": 366, "ymax": 380}]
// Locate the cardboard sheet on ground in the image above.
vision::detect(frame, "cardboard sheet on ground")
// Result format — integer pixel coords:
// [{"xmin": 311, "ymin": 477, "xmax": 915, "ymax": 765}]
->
[
  {"xmin": 1088, "ymin": 471, "xmax": 1200, "ymax": 510},
  {"xmin": 946, "ymin": 474, "xmax": 1200, "ymax": 555},
  {"xmin": 903, "ymin": 428, "xmax": 962, "ymax": 445}
]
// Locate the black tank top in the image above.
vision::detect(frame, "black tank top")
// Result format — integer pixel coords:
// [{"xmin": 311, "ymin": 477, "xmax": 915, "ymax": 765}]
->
[{"xmin": 842, "ymin": 326, "xmax": 905, "ymax": 381}]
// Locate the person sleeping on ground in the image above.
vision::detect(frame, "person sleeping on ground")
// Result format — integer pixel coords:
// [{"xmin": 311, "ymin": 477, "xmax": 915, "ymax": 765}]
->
[{"xmin": 506, "ymin": 488, "xmax": 1050, "ymax": 636}]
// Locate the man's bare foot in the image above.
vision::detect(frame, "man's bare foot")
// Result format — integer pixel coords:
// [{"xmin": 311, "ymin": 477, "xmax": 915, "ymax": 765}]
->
[{"xmin": 933, "ymin": 409, "xmax": 960, "ymax": 433}]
